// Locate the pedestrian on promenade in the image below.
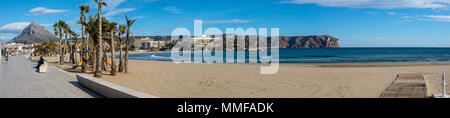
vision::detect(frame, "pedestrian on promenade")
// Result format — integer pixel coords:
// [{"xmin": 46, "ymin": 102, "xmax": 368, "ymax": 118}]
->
[{"xmin": 5, "ymin": 49, "xmax": 9, "ymax": 64}]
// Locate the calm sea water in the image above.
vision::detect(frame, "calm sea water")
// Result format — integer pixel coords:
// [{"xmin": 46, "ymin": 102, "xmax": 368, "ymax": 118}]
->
[{"xmin": 126, "ymin": 48, "xmax": 450, "ymax": 63}]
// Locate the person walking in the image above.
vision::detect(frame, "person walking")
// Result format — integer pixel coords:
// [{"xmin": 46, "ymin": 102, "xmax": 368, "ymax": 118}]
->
[{"xmin": 5, "ymin": 49, "xmax": 9, "ymax": 64}]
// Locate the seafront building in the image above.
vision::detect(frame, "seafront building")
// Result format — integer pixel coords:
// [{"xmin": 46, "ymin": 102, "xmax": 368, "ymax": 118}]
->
[
  {"xmin": 192, "ymin": 35, "xmax": 222, "ymax": 51},
  {"xmin": 134, "ymin": 37, "xmax": 166, "ymax": 52},
  {"xmin": 4, "ymin": 43, "xmax": 33, "ymax": 56}
]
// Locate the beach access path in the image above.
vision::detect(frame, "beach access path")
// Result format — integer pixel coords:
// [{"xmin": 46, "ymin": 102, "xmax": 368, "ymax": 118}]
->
[{"xmin": 0, "ymin": 56, "xmax": 100, "ymax": 98}]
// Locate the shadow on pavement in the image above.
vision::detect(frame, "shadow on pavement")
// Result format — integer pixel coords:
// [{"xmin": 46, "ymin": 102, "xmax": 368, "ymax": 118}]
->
[{"xmin": 69, "ymin": 81, "xmax": 104, "ymax": 98}]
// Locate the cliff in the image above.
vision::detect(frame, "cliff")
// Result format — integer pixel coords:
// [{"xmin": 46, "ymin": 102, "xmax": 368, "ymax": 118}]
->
[
  {"xmin": 278, "ymin": 35, "xmax": 339, "ymax": 48},
  {"xmin": 135, "ymin": 35, "xmax": 340, "ymax": 48}
]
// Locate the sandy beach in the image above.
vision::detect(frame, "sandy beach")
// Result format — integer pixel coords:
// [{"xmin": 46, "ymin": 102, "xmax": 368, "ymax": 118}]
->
[{"xmin": 41, "ymin": 55, "xmax": 450, "ymax": 98}]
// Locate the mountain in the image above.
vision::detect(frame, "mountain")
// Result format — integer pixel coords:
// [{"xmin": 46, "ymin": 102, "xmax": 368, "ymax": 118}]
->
[
  {"xmin": 8, "ymin": 22, "xmax": 58, "ymax": 44},
  {"xmin": 278, "ymin": 35, "xmax": 339, "ymax": 48}
]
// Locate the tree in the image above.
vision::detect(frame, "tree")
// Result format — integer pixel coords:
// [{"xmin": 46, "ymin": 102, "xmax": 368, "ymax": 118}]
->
[
  {"xmin": 69, "ymin": 30, "xmax": 77, "ymax": 64},
  {"xmin": 118, "ymin": 25, "xmax": 126, "ymax": 72},
  {"xmin": 79, "ymin": 5, "xmax": 90, "ymax": 72},
  {"xmin": 53, "ymin": 20, "xmax": 67, "ymax": 65},
  {"xmin": 107, "ymin": 22, "xmax": 118, "ymax": 75},
  {"xmin": 70, "ymin": 31, "xmax": 79, "ymax": 64},
  {"xmin": 85, "ymin": 14, "xmax": 108, "ymax": 74},
  {"xmin": 33, "ymin": 42, "xmax": 58, "ymax": 56},
  {"xmin": 63, "ymin": 23, "xmax": 70, "ymax": 64},
  {"xmin": 85, "ymin": 15, "xmax": 98, "ymax": 73},
  {"xmin": 94, "ymin": 0, "xmax": 107, "ymax": 78},
  {"xmin": 124, "ymin": 15, "xmax": 137, "ymax": 73}
]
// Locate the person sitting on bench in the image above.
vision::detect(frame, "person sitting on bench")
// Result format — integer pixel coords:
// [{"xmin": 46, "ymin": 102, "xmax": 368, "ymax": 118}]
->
[{"xmin": 35, "ymin": 56, "xmax": 45, "ymax": 68}]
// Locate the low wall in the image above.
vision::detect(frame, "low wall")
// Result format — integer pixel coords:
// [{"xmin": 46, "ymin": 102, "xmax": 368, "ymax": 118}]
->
[{"xmin": 76, "ymin": 74, "xmax": 158, "ymax": 98}]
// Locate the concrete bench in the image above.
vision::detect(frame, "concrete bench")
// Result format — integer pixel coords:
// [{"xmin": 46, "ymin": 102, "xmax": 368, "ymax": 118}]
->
[
  {"xmin": 39, "ymin": 61, "xmax": 48, "ymax": 73},
  {"xmin": 76, "ymin": 75, "xmax": 158, "ymax": 98}
]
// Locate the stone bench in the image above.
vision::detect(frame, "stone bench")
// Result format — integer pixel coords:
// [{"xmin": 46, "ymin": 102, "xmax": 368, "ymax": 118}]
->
[
  {"xmin": 39, "ymin": 61, "xmax": 48, "ymax": 73},
  {"xmin": 76, "ymin": 75, "xmax": 158, "ymax": 98}
]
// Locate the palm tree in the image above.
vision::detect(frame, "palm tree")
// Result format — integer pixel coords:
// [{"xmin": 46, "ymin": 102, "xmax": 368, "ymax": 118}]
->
[
  {"xmin": 70, "ymin": 31, "xmax": 79, "ymax": 64},
  {"xmin": 118, "ymin": 25, "xmax": 126, "ymax": 72},
  {"xmin": 54, "ymin": 20, "xmax": 67, "ymax": 65},
  {"xmin": 107, "ymin": 22, "xmax": 118, "ymax": 75},
  {"xmin": 79, "ymin": 5, "xmax": 90, "ymax": 72},
  {"xmin": 94, "ymin": 0, "xmax": 107, "ymax": 78},
  {"xmin": 85, "ymin": 15, "xmax": 97, "ymax": 72},
  {"xmin": 33, "ymin": 42, "xmax": 58, "ymax": 56},
  {"xmin": 125, "ymin": 15, "xmax": 137, "ymax": 73},
  {"xmin": 69, "ymin": 30, "xmax": 77, "ymax": 64},
  {"xmin": 63, "ymin": 23, "xmax": 70, "ymax": 63},
  {"xmin": 85, "ymin": 14, "xmax": 108, "ymax": 73}
]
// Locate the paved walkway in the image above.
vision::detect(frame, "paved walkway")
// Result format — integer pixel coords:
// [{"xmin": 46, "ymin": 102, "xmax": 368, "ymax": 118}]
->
[{"xmin": 0, "ymin": 56, "xmax": 100, "ymax": 98}]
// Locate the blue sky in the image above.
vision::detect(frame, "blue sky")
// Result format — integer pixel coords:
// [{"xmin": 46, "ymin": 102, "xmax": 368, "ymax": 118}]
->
[{"xmin": 1, "ymin": 0, "xmax": 450, "ymax": 47}]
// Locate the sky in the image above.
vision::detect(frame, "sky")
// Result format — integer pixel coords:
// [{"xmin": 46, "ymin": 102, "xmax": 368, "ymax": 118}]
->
[{"xmin": 2, "ymin": 0, "xmax": 450, "ymax": 47}]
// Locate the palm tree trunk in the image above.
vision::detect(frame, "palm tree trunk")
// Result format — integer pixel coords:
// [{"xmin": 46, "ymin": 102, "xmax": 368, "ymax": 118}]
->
[
  {"xmin": 89, "ymin": 34, "xmax": 94, "ymax": 72},
  {"xmin": 94, "ymin": 3, "xmax": 103, "ymax": 78},
  {"xmin": 70, "ymin": 36, "xmax": 74, "ymax": 64},
  {"xmin": 118, "ymin": 34, "xmax": 124, "ymax": 72},
  {"xmin": 81, "ymin": 24, "xmax": 87, "ymax": 72},
  {"xmin": 74, "ymin": 41, "xmax": 78, "ymax": 64},
  {"xmin": 64, "ymin": 32, "xmax": 68, "ymax": 64},
  {"xmin": 125, "ymin": 30, "xmax": 129, "ymax": 73},
  {"xmin": 59, "ymin": 28, "xmax": 64, "ymax": 65},
  {"xmin": 102, "ymin": 46, "xmax": 107, "ymax": 71},
  {"xmin": 111, "ymin": 30, "xmax": 116, "ymax": 76},
  {"xmin": 92, "ymin": 45, "xmax": 96, "ymax": 72}
]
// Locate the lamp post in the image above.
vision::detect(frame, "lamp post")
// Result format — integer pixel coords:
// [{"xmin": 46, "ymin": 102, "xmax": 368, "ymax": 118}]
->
[
  {"xmin": 442, "ymin": 73, "xmax": 447, "ymax": 97},
  {"xmin": 1, "ymin": 31, "xmax": 2, "ymax": 60}
]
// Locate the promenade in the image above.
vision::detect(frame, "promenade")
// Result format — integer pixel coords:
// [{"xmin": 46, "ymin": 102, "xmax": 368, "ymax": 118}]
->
[{"xmin": 0, "ymin": 56, "xmax": 100, "ymax": 98}]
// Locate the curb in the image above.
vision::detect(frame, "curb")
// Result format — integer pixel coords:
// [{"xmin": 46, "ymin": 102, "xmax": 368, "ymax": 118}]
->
[{"xmin": 76, "ymin": 74, "xmax": 158, "ymax": 98}]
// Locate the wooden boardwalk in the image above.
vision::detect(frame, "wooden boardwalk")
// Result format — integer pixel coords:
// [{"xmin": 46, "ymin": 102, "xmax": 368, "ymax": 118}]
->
[{"xmin": 380, "ymin": 74, "xmax": 427, "ymax": 98}]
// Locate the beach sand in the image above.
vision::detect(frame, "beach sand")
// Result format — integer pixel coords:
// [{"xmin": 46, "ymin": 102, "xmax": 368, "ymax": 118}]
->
[{"xmin": 42, "ymin": 56, "xmax": 450, "ymax": 98}]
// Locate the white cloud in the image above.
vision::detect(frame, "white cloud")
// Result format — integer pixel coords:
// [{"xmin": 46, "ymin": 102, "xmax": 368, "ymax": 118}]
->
[
  {"xmin": 388, "ymin": 12, "xmax": 397, "ymax": 15},
  {"xmin": 204, "ymin": 19, "xmax": 252, "ymax": 24},
  {"xmin": 423, "ymin": 15, "xmax": 450, "ymax": 22},
  {"xmin": 104, "ymin": 0, "xmax": 127, "ymax": 10},
  {"xmin": 97, "ymin": 0, "xmax": 137, "ymax": 19},
  {"xmin": 279, "ymin": 0, "xmax": 450, "ymax": 9},
  {"xmin": 401, "ymin": 16, "xmax": 415, "ymax": 19},
  {"xmin": 0, "ymin": 22, "xmax": 31, "ymax": 34},
  {"xmin": 0, "ymin": 35, "xmax": 9, "ymax": 40},
  {"xmin": 0, "ymin": 22, "xmax": 51, "ymax": 34},
  {"xmin": 405, "ymin": 19, "xmax": 414, "ymax": 22},
  {"xmin": 28, "ymin": 7, "xmax": 68, "ymax": 16},
  {"xmin": 163, "ymin": 7, "xmax": 183, "ymax": 14},
  {"xmin": 134, "ymin": 16, "xmax": 147, "ymax": 19},
  {"xmin": 104, "ymin": 8, "xmax": 136, "ymax": 17},
  {"xmin": 0, "ymin": 35, "xmax": 11, "ymax": 43}
]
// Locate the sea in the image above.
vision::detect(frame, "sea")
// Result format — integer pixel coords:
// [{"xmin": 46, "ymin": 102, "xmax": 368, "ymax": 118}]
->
[{"xmin": 125, "ymin": 48, "xmax": 450, "ymax": 63}]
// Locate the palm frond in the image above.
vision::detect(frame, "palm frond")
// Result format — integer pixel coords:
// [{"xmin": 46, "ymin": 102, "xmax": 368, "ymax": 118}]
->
[
  {"xmin": 101, "ymin": 2, "xmax": 107, "ymax": 7},
  {"xmin": 85, "ymin": 6, "xmax": 90, "ymax": 12}
]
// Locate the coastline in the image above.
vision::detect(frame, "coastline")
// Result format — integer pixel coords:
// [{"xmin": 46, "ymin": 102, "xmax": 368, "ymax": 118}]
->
[{"xmin": 41, "ymin": 56, "xmax": 450, "ymax": 98}]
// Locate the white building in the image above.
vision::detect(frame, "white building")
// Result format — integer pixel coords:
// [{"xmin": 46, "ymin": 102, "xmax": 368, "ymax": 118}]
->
[
  {"xmin": 192, "ymin": 35, "xmax": 222, "ymax": 51},
  {"xmin": 4, "ymin": 43, "xmax": 33, "ymax": 56},
  {"xmin": 134, "ymin": 37, "xmax": 166, "ymax": 51}
]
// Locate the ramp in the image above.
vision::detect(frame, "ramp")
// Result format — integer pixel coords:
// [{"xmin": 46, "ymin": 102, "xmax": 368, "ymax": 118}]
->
[{"xmin": 380, "ymin": 74, "xmax": 427, "ymax": 98}]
